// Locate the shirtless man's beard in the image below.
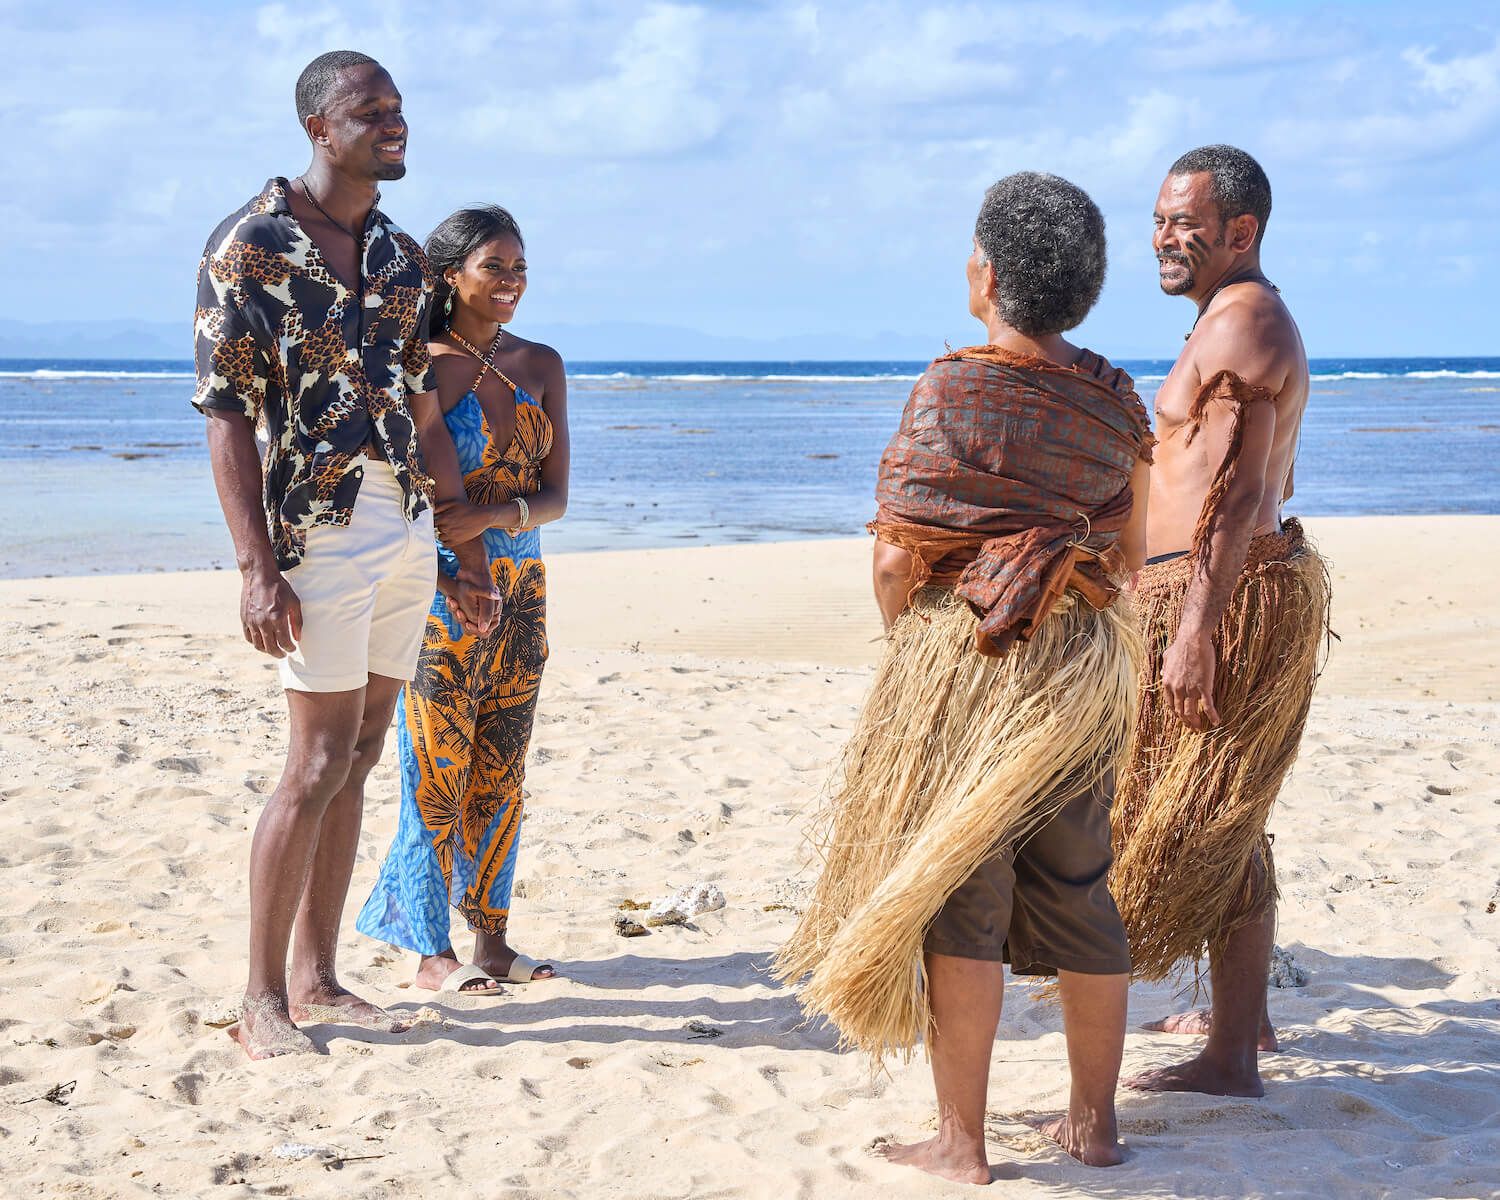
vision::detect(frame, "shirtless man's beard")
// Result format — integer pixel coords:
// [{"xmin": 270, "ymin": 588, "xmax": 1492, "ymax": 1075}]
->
[
  {"xmin": 1157, "ymin": 250, "xmax": 1196, "ymax": 295},
  {"xmin": 1158, "ymin": 227, "xmax": 1226, "ymax": 296}
]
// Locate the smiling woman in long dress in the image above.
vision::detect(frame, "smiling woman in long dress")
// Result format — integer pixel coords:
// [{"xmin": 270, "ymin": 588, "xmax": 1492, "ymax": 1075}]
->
[{"xmin": 356, "ymin": 205, "xmax": 570, "ymax": 993}]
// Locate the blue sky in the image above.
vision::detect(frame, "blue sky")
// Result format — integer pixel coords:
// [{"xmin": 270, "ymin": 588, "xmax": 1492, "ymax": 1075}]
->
[{"xmin": 6, "ymin": 0, "xmax": 1498, "ymax": 358}]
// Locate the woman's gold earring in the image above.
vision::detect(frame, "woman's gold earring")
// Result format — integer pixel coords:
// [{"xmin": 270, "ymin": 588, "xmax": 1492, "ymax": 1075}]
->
[{"xmin": 444, "ymin": 292, "xmax": 453, "ymax": 316}]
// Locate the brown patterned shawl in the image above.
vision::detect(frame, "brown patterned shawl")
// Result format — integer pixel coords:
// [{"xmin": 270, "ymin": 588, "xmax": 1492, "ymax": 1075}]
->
[{"xmin": 872, "ymin": 345, "xmax": 1154, "ymax": 656}]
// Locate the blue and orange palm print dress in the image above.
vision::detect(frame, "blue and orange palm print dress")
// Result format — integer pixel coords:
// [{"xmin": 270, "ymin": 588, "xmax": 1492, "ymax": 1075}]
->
[{"xmin": 357, "ymin": 382, "xmax": 551, "ymax": 952}]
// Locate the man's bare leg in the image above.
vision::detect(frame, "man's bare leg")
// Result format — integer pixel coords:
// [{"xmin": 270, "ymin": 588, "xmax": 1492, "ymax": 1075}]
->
[
  {"xmin": 1126, "ymin": 882, "xmax": 1274, "ymax": 1097},
  {"xmin": 238, "ymin": 686, "xmax": 366, "ymax": 1060},
  {"xmin": 876, "ymin": 953, "xmax": 1000, "ymax": 1185},
  {"xmin": 289, "ymin": 673, "xmax": 410, "ymax": 1032},
  {"xmin": 1030, "ymin": 970, "xmax": 1126, "ymax": 1166}
]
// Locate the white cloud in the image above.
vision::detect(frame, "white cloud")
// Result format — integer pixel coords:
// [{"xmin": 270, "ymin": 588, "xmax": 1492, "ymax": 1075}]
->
[
  {"xmin": 4, "ymin": 0, "xmax": 1498, "ymax": 354},
  {"xmin": 1405, "ymin": 38, "xmax": 1500, "ymax": 97},
  {"xmin": 468, "ymin": 4, "xmax": 724, "ymax": 157},
  {"xmin": 253, "ymin": 3, "xmax": 349, "ymax": 45},
  {"xmin": 1266, "ymin": 38, "xmax": 1500, "ymax": 163},
  {"xmin": 1105, "ymin": 90, "xmax": 1197, "ymax": 172},
  {"xmin": 839, "ymin": 8, "xmax": 1021, "ymax": 103},
  {"xmin": 789, "ymin": 2, "xmax": 820, "ymax": 43},
  {"xmin": 779, "ymin": 88, "xmax": 839, "ymax": 139},
  {"xmin": 1164, "ymin": 0, "xmax": 1248, "ymax": 34}
]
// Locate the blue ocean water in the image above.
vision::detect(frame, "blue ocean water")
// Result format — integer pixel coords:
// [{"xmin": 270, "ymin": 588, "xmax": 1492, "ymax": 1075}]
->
[{"xmin": 0, "ymin": 356, "xmax": 1496, "ymax": 577}]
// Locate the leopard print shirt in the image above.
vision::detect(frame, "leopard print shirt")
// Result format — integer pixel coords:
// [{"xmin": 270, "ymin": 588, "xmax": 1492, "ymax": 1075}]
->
[{"xmin": 192, "ymin": 178, "xmax": 438, "ymax": 570}]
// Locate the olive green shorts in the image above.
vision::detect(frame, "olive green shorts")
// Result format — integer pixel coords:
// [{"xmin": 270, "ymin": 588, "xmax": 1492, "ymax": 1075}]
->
[{"xmin": 924, "ymin": 769, "xmax": 1131, "ymax": 976}]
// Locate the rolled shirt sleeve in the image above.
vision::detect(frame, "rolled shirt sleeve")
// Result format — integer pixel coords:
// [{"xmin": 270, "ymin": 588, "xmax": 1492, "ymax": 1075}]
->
[
  {"xmin": 401, "ymin": 296, "xmax": 438, "ymax": 396},
  {"xmin": 191, "ymin": 251, "xmax": 269, "ymax": 419}
]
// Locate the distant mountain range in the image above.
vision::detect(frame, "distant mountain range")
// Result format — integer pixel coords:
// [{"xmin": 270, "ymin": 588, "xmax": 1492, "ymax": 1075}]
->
[
  {"xmin": 0, "ymin": 320, "xmax": 193, "ymax": 360},
  {"xmin": 0, "ymin": 318, "xmax": 970, "ymax": 362}
]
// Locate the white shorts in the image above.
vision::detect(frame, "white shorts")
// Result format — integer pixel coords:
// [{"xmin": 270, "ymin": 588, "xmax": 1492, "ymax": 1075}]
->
[{"xmin": 278, "ymin": 462, "xmax": 437, "ymax": 693}]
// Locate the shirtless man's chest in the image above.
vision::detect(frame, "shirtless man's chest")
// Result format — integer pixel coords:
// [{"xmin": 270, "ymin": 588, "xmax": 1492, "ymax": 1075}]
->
[{"xmin": 1147, "ymin": 285, "xmax": 1311, "ymax": 556}]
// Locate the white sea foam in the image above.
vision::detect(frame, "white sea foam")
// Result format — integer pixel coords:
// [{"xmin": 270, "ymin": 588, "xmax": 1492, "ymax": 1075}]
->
[
  {"xmin": 1311, "ymin": 370, "xmax": 1500, "ymax": 380},
  {"xmin": 761, "ymin": 373, "xmax": 920, "ymax": 382},
  {"xmin": 5, "ymin": 365, "xmax": 1500, "ymax": 384},
  {"xmin": 0, "ymin": 368, "xmax": 196, "ymax": 380},
  {"xmin": 573, "ymin": 372, "xmax": 920, "ymax": 383}
]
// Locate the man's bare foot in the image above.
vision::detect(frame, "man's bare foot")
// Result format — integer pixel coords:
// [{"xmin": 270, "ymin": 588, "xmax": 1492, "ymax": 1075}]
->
[
  {"xmin": 413, "ymin": 952, "xmax": 501, "ymax": 993},
  {"xmin": 289, "ymin": 985, "xmax": 409, "ymax": 1033},
  {"xmin": 1124, "ymin": 1054, "xmax": 1264, "ymax": 1097},
  {"xmin": 1027, "ymin": 1115, "xmax": 1124, "ymax": 1167},
  {"xmin": 1142, "ymin": 1008, "xmax": 1278, "ymax": 1051},
  {"xmin": 873, "ymin": 1135, "xmax": 990, "ymax": 1185},
  {"xmin": 231, "ymin": 997, "xmax": 318, "ymax": 1061}
]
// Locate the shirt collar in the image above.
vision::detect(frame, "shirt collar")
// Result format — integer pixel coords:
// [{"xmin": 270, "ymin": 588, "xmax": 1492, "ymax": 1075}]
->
[
  {"xmin": 260, "ymin": 176, "xmax": 385, "ymax": 230},
  {"xmin": 260, "ymin": 177, "xmax": 293, "ymax": 216}
]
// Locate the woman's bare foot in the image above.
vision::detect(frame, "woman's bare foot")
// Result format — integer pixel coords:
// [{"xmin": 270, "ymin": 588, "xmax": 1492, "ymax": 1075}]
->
[
  {"xmin": 874, "ymin": 1135, "xmax": 991, "ymax": 1185},
  {"xmin": 231, "ymin": 996, "xmax": 318, "ymax": 1061},
  {"xmin": 412, "ymin": 951, "xmax": 501, "ymax": 993},
  {"xmin": 1142, "ymin": 1008, "xmax": 1278, "ymax": 1051},
  {"xmin": 289, "ymin": 983, "xmax": 409, "ymax": 1032},
  {"xmin": 1027, "ymin": 1114, "xmax": 1124, "ymax": 1167},
  {"xmin": 1124, "ymin": 1053, "xmax": 1264, "ymax": 1097}
]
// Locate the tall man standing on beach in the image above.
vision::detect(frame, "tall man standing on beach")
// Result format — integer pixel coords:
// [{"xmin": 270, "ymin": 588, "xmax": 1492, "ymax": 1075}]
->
[
  {"xmin": 1110, "ymin": 145, "xmax": 1331, "ymax": 1096},
  {"xmin": 193, "ymin": 50, "xmax": 489, "ymax": 1059}
]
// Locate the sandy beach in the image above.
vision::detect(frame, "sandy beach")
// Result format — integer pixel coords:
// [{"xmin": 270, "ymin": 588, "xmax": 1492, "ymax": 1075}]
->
[{"xmin": 1, "ymin": 514, "xmax": 1497, "ymax": 1199}]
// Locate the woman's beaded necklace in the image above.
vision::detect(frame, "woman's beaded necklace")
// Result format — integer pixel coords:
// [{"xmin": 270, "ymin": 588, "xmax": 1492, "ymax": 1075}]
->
[{"xmin": 449, "ymin": 327, "xmax": 518, "ymax": 394}]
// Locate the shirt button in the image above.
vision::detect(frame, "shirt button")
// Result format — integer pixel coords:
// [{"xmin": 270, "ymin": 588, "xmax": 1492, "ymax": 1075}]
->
[{"xmin": 365, "ymin": 294, "xmax": 382, "ymax": 307}]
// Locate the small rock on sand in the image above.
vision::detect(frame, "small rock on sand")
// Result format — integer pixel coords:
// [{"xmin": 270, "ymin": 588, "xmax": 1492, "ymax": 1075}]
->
[
  {"xmin": 647, "ymin": 882, "xmax": 726, "ymax": 926},
  {"xmin": 273, "ymin": 1143, "xmax": 334, "ymax": 1162},
  {"xmin": 1269, "ymin": 945, "xmax": 1308, "ymax": 988},
  {"xmin": 200, "ymin": 996, "xmax": 242, "ymax": 1027}
]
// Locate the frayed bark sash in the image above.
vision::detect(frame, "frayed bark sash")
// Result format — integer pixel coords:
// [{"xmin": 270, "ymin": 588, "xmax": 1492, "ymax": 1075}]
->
[
  {"xmin": 1182, "ymin": 369, "xmax": 1278, "ymax": 572},
  {"xmin": 873, "ymin": 345, "xmax": 1153, "ymax": 657}
]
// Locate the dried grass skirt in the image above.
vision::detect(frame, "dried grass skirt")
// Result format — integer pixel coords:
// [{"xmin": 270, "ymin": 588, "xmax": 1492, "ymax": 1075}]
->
[
  {"xmin": 773, "ymin": 586, "xmax": 1140, "ymax": 1063},
  {"xmin": 1110, "ymin": 520, "xmax": 1332, "ymax": 982}
]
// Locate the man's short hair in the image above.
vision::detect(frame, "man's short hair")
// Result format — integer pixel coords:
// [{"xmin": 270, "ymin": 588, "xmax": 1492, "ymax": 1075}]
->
[
  {"xmin": 974, "ymin": 172, "xmax": 1106, "ymax": 337},
  {"xmin": 295, "ymin": 50, "xmax": 379, "ymax": 125},
  {"xmin": 1169, "ymin": 144, "xmax": 1272, "ymax": 246}
]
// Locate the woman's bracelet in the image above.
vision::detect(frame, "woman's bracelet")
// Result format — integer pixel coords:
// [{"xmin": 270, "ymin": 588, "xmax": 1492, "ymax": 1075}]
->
[{"xmin": 512, "ymin": 495, "xmax": 530, "ymax": 531}]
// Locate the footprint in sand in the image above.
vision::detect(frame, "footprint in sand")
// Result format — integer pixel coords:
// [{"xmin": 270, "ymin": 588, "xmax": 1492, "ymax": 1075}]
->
[{"xmin": 153, "ymin": 756, "xmax": 203, "ymax": 775}]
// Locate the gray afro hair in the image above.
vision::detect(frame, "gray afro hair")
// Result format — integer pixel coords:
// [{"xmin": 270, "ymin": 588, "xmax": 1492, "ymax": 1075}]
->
[{"xmin": 973, "ymin": 172, "xmax": 1106, "ymax": 336}]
